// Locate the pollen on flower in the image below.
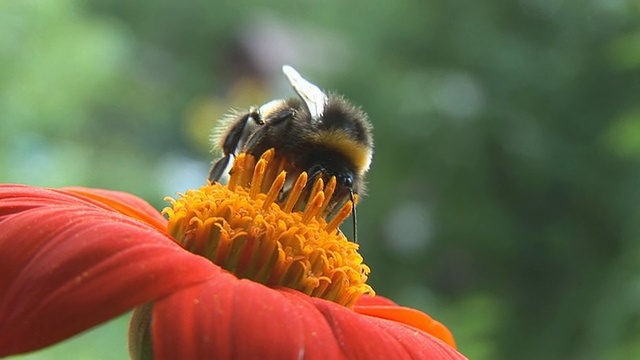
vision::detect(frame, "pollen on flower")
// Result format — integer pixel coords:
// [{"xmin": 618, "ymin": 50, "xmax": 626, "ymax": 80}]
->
[{"xmin": 163, "ymin": 149, "xmax": 374, "ymax": 308}]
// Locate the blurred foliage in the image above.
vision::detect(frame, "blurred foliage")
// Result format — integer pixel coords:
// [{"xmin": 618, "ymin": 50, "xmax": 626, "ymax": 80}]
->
[{"xmin": 3, "ymin": 0, "xmax": 640, "ymax": 359}]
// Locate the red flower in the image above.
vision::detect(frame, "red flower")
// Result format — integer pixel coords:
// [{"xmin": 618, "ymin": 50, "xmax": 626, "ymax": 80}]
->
[{"xmin": 0, "ymin": 153, "xmax": 466, "ymax": 359}]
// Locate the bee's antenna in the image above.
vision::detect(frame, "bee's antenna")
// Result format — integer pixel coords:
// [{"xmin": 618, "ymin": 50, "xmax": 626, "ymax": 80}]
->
[{"xmin": 350, "ymin": 189, "xmax": 358, "ymax": 243}]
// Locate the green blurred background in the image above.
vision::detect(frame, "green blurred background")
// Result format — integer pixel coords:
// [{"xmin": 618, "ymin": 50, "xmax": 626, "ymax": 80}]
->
[{"xmin": 3, "ymin": 0, "xmax": 640, "ymax": 359}]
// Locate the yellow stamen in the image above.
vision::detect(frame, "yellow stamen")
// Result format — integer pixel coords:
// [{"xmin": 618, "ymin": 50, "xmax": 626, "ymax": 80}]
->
[
  {"xmin": 262, "ymin": 171, "xmax": 287, "ymax": 210},
  {"xmin": 240, "ymin": 153, "xmax": 256, "ymax": 189},
  {"xmin": 164, "ymin": 149, "xmax": 373, "ymax": 308},
  {"xmin": 318, "ymin": 176, "xmax": 337, "ymax": 215},
  {"xmin": 301, "ymin": 178, "xmax": 325, "ymax": 224},
  {"xmin": 326, "ymin": 201, "xmax": 354, "ymax": 234},
  {"xmin": 250, "ymin": 156, "xmax": 267, "ymax": 199},
  {"xmin": 283, "ymin": 171, "xmax": 307, "ymax": 213}
]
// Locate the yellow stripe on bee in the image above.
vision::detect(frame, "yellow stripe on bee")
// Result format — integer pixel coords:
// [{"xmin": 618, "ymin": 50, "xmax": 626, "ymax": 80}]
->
[{"xmin": 310, "ymin": 130, "xmax": 372, "ymax": 173}]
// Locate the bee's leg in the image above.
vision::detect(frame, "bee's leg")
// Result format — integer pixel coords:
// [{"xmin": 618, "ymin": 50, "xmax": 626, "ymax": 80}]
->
[
  {"xmin": 243, "ymin": 108, "xmax": 295, "ymax": 151},
  {"xmin": 209, "ymin": 155, "xmax": 233, "ymax": 183},
  {"xmin": 208, "ymin": 110, "xmax": 260, "ymax": 182},
  {"xmin": 264, "ymin": 108, "xmax": 296, "ymax": 125},
  {"xmin": 307, "ymin": 165, "xmax": 325, "ymax": 186}
]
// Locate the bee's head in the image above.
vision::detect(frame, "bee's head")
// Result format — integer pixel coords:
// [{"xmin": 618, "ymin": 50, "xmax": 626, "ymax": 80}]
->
[
  {"xmin": 305, "ymin": 160, "xmax": 359, "ymax": 242},
  {"xmin": 336, "ymin": 172, "xmax": 354, "ymax": 191}
]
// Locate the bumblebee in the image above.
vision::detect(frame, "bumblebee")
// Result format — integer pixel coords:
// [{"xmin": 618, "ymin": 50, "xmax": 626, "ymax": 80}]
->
[{"xmin": 209, "ymin": 65, "xmax": 373, "ymax": 241}]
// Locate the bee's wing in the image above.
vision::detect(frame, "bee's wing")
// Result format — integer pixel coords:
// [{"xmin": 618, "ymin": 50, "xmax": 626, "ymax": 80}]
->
[{"xmin": 282, "ymin": 65, "xmax": 327, "ymax": 124}]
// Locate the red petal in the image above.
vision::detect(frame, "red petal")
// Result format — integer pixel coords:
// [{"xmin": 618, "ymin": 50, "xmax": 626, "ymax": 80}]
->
[
  {"xmin": 354, "ymin": 294, "xmax": 397, "ymax": 307},
  {"xmin": 312, "ymin": 296, "xmax": 465, "ymax": 359},
  {"xmin": 354, "ymin": 296, "xmax": 458, "ymax": 349},
  {"xmin": 0, "ymin": 185, "xmax": 167, "ymax": 233},
  {"xmin": 0, "ymin": 186, "xmax": 215, "ymax": 356},
  {"xmin": 151, "ymin": 276, "xmax": 466, "ymax": 359},
  {"xmin": 0, "ymin": 184, "xmax": 115, "ymax": 219},
  {"xmin": 65, "ymin": 186, "xmax": 167, "ymax": 233},
  {"xmin": 152, "ymin": 273, "xmax": 342, "ymax": 359}
]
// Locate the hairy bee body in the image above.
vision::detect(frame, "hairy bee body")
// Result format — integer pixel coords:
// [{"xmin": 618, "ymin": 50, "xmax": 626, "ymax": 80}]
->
[{"xmin": 209, "ymin": 66, "xmax": 373, "ymax": 239}]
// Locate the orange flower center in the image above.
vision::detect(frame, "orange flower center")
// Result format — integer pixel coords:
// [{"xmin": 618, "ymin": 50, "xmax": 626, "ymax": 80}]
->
[{"xmin": 163, "ymin": 149, "xmax": 374, "ymax": 308}]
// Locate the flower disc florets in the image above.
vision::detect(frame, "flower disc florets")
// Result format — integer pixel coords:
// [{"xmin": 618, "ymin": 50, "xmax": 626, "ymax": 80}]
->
[{"xmin": 164, "ymin": 149, "xmax": 373, "ymax": 307}]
